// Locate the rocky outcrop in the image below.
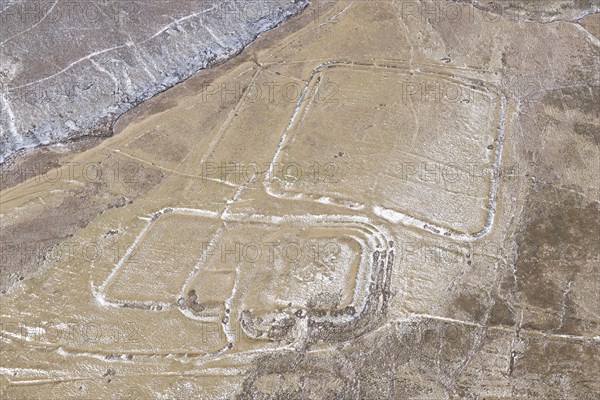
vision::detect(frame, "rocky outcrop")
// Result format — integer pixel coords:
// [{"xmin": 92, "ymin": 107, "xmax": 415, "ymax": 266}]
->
[{"xmin": 0, "ymin": 0, "xmax": 309, "ymax": 163}]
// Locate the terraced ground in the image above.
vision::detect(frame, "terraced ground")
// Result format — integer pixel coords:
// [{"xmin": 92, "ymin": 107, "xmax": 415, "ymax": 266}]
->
[{"xmin": 1, "ymin": 0, "xmax": 599, "ymax": 398}]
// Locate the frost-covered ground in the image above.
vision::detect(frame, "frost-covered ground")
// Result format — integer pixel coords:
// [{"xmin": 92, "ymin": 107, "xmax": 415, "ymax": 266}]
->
[{"xmin": 0, "ymin": 0, "xmax": 309, "ymax": 162}]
